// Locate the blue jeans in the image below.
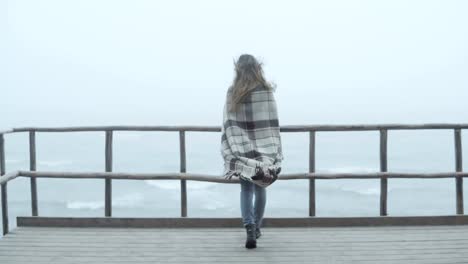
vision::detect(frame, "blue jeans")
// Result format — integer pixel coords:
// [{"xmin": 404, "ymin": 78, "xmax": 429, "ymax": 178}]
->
[{"xmin": 240, "ymin": 177, "xmax": 266, "ymax": 228}]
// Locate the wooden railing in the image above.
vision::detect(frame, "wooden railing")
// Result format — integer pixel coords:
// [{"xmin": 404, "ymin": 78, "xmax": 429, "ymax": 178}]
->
[{"xmin": 0, "ymin": 124, "xmax": 467, "ymax": 235}]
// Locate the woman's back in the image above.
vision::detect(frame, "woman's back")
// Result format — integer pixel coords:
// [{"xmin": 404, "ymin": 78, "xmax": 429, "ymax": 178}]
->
[
  {"xmin": 221, "ymin": 81, "xmax": 283, "ymax": 187},
  {"xmin": 224, "ymin": 84, "xmax": 281, "ymax": 159}
]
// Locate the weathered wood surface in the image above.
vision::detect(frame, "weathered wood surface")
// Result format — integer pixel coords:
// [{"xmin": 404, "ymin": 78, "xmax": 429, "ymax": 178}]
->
[
  {"xmin": 29, "ymin": 131, "xmax": 38, "ymax": 216},
  {"xmin": 0, "ymin": 171, "xmax": 19, "ymax": 185},
  {"xmin": 1, "ymin": 134, "xmax": 8, "ymax": 235},
  {"xmin": 454, "ymin": 129, "xmax": 463, "ymax": 214},
  {"xmin": 380, "ymin": 129, "xmax": 388, "ymax": 216},
  {"xmin": 2, "ymin": 170, "xmax": 468, "ymax": 186},
  {"xmin": 308, "ymin": 131, "xmax": 316, "ymax": 217},
  {"xmin": 7, "ymin": 123, "xmax": 468, "ymax": 133},
  {"xmin": 14, "ymin": 170, "xmax": 468, "ymax": 181},
  {"xmin": 1, "ymin": 225, "xmax": 468, "ymax": 263},
  {"xmin": 0, "ymin": 129, "xmax": 13, "ymax": 135},
  {"xmin": 105, "ymin": 130, "xmax": 113, "ymax": 217},
  {"xmin": 3, "ymin": 169, "xmax": 468, "ymax": 186},
  {"xmin": 15, "ymin": 215, "xmax": 468, "ymax": 228},
  {"xmin": 179, "ymin": 131, "xmax": 187, "ymax": 217}
]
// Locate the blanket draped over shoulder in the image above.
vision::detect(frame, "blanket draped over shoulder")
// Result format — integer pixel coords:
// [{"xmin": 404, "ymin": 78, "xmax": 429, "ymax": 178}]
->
[{"xmin": 220, "ymin": 84, "xmax": 283, "ymax": 187}]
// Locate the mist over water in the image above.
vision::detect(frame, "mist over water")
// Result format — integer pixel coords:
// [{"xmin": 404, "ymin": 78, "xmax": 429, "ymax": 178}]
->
[{"xmin": 1, "ymin": 0, "xmax": 468, "ymax": 237}]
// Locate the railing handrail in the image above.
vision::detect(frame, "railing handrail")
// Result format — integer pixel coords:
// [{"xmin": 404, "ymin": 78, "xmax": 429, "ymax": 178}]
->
[
  {"xmin": 1, "ymin": 170, "xmax": 468, "ymax": 186},
  {"xmin": 1, "ymin": 123, "xmax": 468, "ymax": 134},
  {"xmin": 0, "ymin": 123, "xmax": 465, "ymax": 236}
]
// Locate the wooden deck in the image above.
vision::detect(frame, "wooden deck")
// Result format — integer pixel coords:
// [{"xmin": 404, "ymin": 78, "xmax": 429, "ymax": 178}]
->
[{"xmin": 1, "ymin": 224, "xmax": 468, "ymax": 263}]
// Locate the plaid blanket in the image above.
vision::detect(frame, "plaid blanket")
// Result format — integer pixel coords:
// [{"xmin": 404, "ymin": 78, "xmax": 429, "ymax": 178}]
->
[{"xmin": 221, "ymin": 84, "xmax": 283, "ymax": 187}]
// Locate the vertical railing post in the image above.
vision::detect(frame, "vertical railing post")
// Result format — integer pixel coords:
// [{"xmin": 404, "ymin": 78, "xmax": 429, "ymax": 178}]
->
[
  {"xmin": 309, "ymin": 131, "xmax": 316, "ymax": 217},
  {"xmin": 29, "ymin": 131, "xmax": 38, "ymax": 216},
  {"xmin": 105, "ymin": 130, "xmax": 113, "ymax": 217},
  {"xmin": 454, "ymin": 129, "xmax": 463, "ymax": 214},
  {"xmin": 1, "ymin": 134, "xmax": 8, "ymax": 235},
  {"xmin": 180, "ymin": 130, "xmax": 187, "ymax": 217},
  {"xmin": 380, "ymin": 129, "xmax": 388, "ymax": 216}
]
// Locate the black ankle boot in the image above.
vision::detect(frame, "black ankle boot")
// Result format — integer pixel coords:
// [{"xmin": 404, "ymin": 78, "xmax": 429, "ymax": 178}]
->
[
  {"xmin": 255, "ymin": 226, "xmax": 262, "ymax": 239},
  {"xmin": 245, "ymin": 223, "xmax": 257, "ymax": 249}
]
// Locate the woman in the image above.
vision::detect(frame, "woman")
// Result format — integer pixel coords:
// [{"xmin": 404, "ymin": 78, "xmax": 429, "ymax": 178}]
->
[{"xmin": 220, "ymin": 54, "xmax": 283, "ymax": 249}]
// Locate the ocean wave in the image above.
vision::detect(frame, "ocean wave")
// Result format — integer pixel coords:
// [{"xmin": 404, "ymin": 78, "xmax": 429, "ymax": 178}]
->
[
  {"xmin": 338, "ymin": 186, "xmax": 394, "ymax": 196},
  {"xmin": 144, "ymin": 180, "xmax": 216, "ymax": 190},
  {"xmin": 66, "ymin": 193, "xmax": 144, "ymax": 210},
  {"xmin": 6, "ymin": 159, "xmax": 27, "ymax": 164}
]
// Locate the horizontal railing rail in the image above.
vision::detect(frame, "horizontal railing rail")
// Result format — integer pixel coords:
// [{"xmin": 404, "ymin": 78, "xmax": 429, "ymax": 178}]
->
[
  {"xmin": 0, "ymin": 123, "xmax": 467, "ymax": 134},
  {"xmin": 0, "ymin": 124, "xmax": 465, "ymax": 236},
  {"xmin": 2, "ymin": 171, "xmax": 468, "ymax": 186}
]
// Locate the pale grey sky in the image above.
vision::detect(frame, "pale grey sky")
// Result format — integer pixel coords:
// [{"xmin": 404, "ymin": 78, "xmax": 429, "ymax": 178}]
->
[{"xmin": 2, "ymin": 0, "xmax": 468, "ymax": 129}]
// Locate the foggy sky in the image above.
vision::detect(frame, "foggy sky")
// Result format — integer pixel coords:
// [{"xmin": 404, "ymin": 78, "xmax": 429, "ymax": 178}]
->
[{"xmin": 2, "ymin": 0, "xmax": 468, "ymax": 129}]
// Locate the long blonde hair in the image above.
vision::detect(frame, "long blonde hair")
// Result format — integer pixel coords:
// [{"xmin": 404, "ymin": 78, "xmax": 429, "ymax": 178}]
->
[{"xmin": 227, "ymin": 54, "xmax": 276, "ymax": 112}]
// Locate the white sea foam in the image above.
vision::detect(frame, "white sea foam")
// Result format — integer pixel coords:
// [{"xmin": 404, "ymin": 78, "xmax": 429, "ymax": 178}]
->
[
  {"xmin": 145, "ymin": 180, "xmax": 216, "ymax": 190},
  {"xmin": 66, "ymin": 193, "xmax": 145, "ymax": 210},
  {"xmin": 339, "ymin": 187, "xmax": 380, "ymax": 195},
  {"xmin": 319, "ymin": 166, "xmax": 393, "ymax": 196},
  {"xmin": 6, "ymin": 159, "xmax": 26, "ymax": 164}
]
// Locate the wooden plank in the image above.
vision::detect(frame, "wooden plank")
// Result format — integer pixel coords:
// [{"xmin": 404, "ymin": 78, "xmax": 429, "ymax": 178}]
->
[
  {"xmin": 0, "ymin": 254, "xmax": 467, "ymax": 263},
  {"xmin": 0, "ymin": 184, "xmax": 7, "ymax": 236},
  {"xmin": 15, "ymin": 215, "xmax": 468, "ymax": 228},
  {"xmin": 8, "ymin": 227, "xmax": 468, "ymax": 237},
  {"xmin": 10, "ymin": 225, "xmax": 468, "ymax": 234},
  {"xmin": 17, "ymin": 170, "xmax": 241, "ymax": 183},
  {"xmin": 0, "ymin": 129, "xmax": 13, "ymax": 134},
  {"xmin": 0, "ymin": 260, "xmax": 463, "ymax": 264},
  {"xmin": 179, "ymin": 130, "xmax": 187, "ymax": 217},
  {"xmin": 0, "ymin": 134, "xmax": 4, "ymax": 176},
  {"xmin": 454, "ymin": 129, "xmax": 463, "ymax": 214},
  {"xmin": 10, "ymin": 123, "xmax": 468, "ymax": 133},
  {"xmin": 2, "ymin": 240, "xmax": 468, "ymax": 250},
  {"xmin": 278, "ymin": 123, "xmax": 468, "ymax": 132},
  {"xmin": 105, "ymin": 130, "xmax": 113, "ymax": 217},
  {"xmin": 5, "ymin": 232, "xmax": 468, "ymax": 242},
  {"xmin": 3, "ymin": 241, "xmax": 468, "ymax": 251},
  {"xmin": 309, "ymin": 131, "xmax": 315, "ymax": 217},
  {"xmin": 6, "ymin": 234, "xmax": 468, "ymax": 242},
  {"xmin": 6, "ymin": 232, "xmax": 468, "ymax": 241},
  {"xmin": 380, "ymin": 129, "xmax": 388, "ymax": 216},
  {"xmin": 8, "ymin": 226, "xmax": 468, "ymax": 235},
  {"xmin": 0, "ymin": 134, "xmax": 8, "ymax": 235},
  {"xmin": 0, "ymin": 261, "xmax": 463, "ymax": 264},
  {"xmin": 13, "ymin": 126, "xmax": 221, "ymax": 132},
  {"xmin": 29, "ymin": 131, "xmax": 38, "ymax": 216},
  {"xmin": 0, "ymin": 171, "xmax": 19, "ymax": 185},
  {"xmin": 10, "ymin": 225, "xmax": 468, "ymax": 233},
  {"xmin": 1, "ymin": 244, "xmax": 468, "ymax": 254},
  {"xmin": 16, "ymin": 170, "xmax": 468, "ymax": 181}
]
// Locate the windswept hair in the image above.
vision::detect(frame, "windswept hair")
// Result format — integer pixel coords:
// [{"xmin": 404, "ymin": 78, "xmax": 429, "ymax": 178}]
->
[{"xmin": 227, "ymin": 54, "xmax": 276, "ymax": 112}]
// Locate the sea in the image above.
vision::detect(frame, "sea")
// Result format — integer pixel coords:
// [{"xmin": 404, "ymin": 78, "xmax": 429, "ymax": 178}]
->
[{"xmin": 0, "ymin": 129, "xmax": 467, "ymax": 236}]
